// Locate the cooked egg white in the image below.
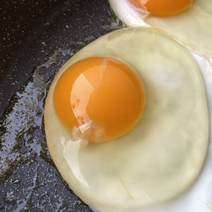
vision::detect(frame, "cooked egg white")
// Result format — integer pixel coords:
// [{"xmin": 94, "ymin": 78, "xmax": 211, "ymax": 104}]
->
[
  {"xmin": 44, "ymin": 27, "xmax": 209, "ymax": 212},
  {"xmin": 109, "ymin": 0, "xmax": 212, "ymax": 60}
]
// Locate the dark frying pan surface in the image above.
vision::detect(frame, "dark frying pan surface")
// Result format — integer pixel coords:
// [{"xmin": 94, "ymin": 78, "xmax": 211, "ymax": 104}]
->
[{"xmin": 0, "ymin": 0, "xmax": 124, "ymax": 211}]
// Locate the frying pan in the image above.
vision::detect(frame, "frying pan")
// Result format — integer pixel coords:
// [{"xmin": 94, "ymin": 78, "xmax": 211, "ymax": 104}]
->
[
  {"xmin": 0, "ymin": 0, "xmax": 123, "ymax": 210},
  {"xmin": 1, "ymin": 1, "xmax": 212, "ymax": 211}
]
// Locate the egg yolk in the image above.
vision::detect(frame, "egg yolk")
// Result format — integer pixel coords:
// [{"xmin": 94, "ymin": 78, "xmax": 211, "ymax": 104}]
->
[
  {"xmin": 128, "ymin": 0, "xmax": 194, "ymax": 17},
  {"xmin": 53, "ymin": 57, "xmax": 145, "ymax": 143}
]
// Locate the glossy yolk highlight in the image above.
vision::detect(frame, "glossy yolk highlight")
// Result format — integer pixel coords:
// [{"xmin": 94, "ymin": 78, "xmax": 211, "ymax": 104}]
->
[
  {"xmin": 128, "ymin": 0, "xmax": 194, "ymax": 17},
  {"xmin": 53, "ymin": 57, "xmax": 145, "ymax": 143}
]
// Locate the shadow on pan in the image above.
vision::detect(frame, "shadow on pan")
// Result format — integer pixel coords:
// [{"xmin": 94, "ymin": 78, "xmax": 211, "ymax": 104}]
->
[{"xmin": 0, "ymin": 0, "xmax": 124, "ymax": 211}]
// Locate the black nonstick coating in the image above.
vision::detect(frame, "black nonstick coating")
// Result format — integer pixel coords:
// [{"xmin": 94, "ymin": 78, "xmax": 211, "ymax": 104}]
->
[{"xmin": 0, "ymin": 0, "xmax": 124, "ymax": 211}]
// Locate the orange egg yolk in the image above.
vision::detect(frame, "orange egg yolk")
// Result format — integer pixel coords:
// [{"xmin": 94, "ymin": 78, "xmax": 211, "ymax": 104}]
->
[
  {"xmin": 128, "ymin": 0, "xmax": 194, "ymax": 17},
  {"xmin": 53, "ymin": 57, "xmax": 146, "ymax": 143}
]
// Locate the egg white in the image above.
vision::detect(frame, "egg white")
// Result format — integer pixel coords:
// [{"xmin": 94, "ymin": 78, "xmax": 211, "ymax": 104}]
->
[
  {"xmin": 44, "ymin": 27, "xmax": 210, "ymax": 212},
  {"xmin": 109, "ymin": 0, "xmax": 212, "ymax": 59}
]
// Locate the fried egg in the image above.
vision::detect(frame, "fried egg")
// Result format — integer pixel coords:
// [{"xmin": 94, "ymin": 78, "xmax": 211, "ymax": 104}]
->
[
  {"xmin": 44, "ymin": 28, "xmax": 210, "ymax": 212},
  {"xmin": 109, "ymin": 0, "xmax": 212, "ymax": 60}
]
